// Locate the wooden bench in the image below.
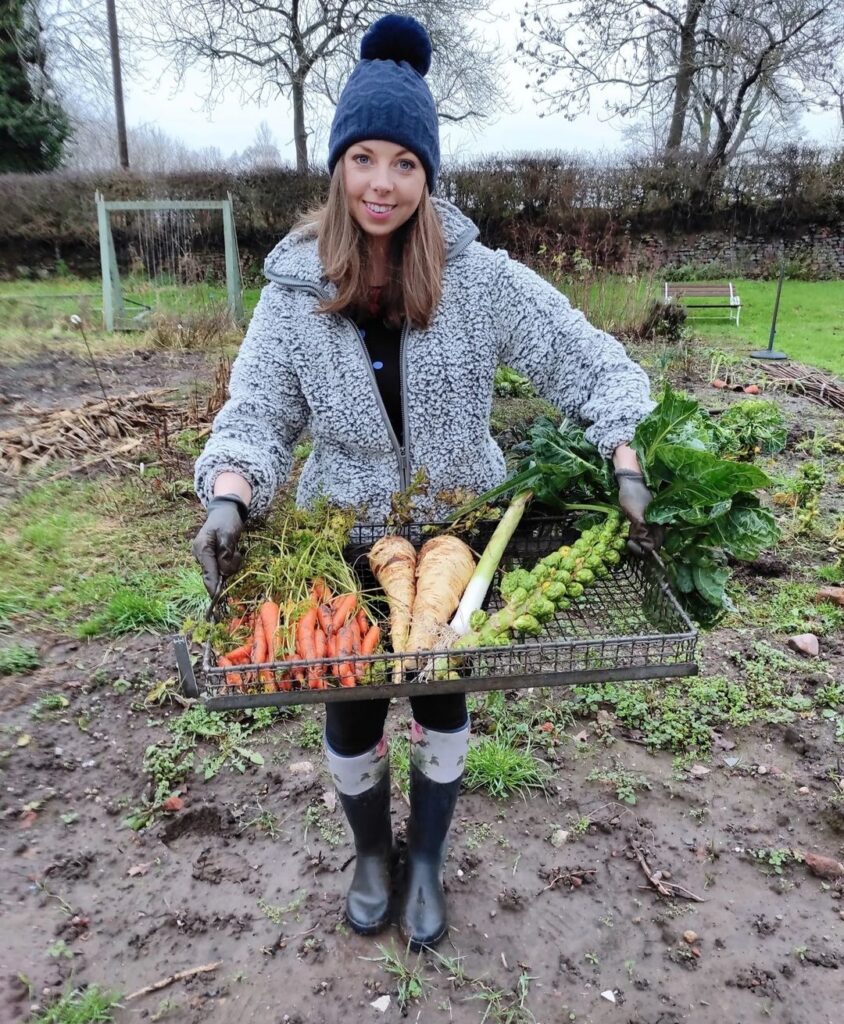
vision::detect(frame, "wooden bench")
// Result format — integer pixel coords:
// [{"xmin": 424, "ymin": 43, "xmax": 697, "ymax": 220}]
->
[{"xmin": 663, "ymin": 282, "xmax": 742, "ymax": 326}]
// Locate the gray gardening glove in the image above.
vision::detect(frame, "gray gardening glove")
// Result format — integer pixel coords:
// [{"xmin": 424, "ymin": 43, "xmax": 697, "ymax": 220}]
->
[
  {"xmin": 614, "ymin": 470, "xmax": 664, "ymax": 555},
  {"xmin": 191, "ymin": 495, "xmax": 249, "ymax": 598}
]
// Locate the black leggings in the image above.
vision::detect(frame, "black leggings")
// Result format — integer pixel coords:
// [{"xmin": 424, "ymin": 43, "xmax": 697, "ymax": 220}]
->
[{"xmin": 325, "ymin": 692, "xmax": 468, "ymax": 756}]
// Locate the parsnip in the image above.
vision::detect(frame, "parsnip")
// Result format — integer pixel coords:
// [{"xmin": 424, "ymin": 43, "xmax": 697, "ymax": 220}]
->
[
  {"xmin": 407, "ymin": 535, "xmax": 476, "ymax": 652},
  {"xmin": 368, "ymin": 535, "xmax": 417, "ymax": 656}
]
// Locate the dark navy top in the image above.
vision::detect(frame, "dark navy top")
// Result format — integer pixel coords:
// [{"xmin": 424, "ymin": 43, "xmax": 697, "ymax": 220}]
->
[{"xmin": 354, "ymin": 289, "xmax": 404, "ymax": 445}]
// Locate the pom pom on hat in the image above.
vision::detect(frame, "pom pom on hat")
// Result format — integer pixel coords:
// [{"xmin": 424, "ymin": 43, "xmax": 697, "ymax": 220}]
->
[
  {"xmin": 328, "ymin": 14, "xmax": 440, "ymax": 190},
  {"xmin": 360, "ymin": 15, "xmax": 432, "ymax": 76}
]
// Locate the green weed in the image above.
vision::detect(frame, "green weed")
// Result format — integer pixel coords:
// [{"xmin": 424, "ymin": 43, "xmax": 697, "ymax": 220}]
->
[
  {"xmin": 735, "ymin": 581, "xmax": 844, "ymax": 636},
  {"xmin": 0, "ymin": 643, "xmax": 39, "ymax": 675},
  {"xmin": 750, "ymin": 847, "xmax": 803, "ymax": 875},
  {"xmin": 304, "ymin": 803, "xmax": 344, "ymax": 847},
  {"xmin": 464, "ymin": 736, "xmax": 548, "ymax": 799},
  {"xmin": 31, "ymin": 693, "xmax": 69, "ymax": 717},
  {"xmin": 258, "ymin": 891, "xmax": 305, "ymax": 925},
  {"xmin": 125, "ymin": 706, "xmax": 275, "ymax": 829},
  {"xmin": 575, "ymin": 641, "xmax": 822, "ymax": 755},
  {"xmin": 30, "ymin": 984, "xmax": 119, "ymax": 1024},
  {"xmin": 587, "ymin": 762, "xmax": 651, "ymax": 805},
  {"xmin": 390, "ymin": 734, "xmax": 411, "ymax": 798},
  {"xmin": 361, "ymin": 944, "xmax": 426, "ymax": 1014},
  {"xmin": 296, "ymin": 717, "xmax": 323, "ymax": 750},
  {"xmin": 465, "ymin": 821, "xmax": 510, "ymax": 850},
  {"xmin": 470, "ymin": 971, "xmax": 535, "ymax": 1024}
]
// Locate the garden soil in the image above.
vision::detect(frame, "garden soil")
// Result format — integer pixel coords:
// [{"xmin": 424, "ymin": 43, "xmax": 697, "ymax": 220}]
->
[
  {"xmin": 1, "ymin": 346, "xmax": 843, "ymax": 1023},
  {"xmin": 1, "ymin": 634, "xmax": 842, "ymax": 1024}
]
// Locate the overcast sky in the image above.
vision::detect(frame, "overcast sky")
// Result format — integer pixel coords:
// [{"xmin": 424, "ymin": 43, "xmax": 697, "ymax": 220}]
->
[{"xmin": 122, "ymin": 2, "xmax": 841, "ymax": 165}]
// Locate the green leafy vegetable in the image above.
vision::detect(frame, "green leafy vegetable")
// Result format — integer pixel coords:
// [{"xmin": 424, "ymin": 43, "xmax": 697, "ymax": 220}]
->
[
  {"xmin": 464, "ymin": 384, "xmax": 780, "ymax": 625},
  {"xmin": 717, "ymin": 399, "xmax": 788, "ymax": 458}
]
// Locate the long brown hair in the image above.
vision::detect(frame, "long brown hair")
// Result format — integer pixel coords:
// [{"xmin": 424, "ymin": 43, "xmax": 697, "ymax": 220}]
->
[{"xmin": 293, "ymin": 164, "xmax": 446, "ymax": 329}]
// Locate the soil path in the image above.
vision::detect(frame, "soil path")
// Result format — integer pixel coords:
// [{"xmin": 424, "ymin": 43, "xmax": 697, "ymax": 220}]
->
[{"xmin": 0, "ymin": 349, "xmax": 216, "ymax": 430}]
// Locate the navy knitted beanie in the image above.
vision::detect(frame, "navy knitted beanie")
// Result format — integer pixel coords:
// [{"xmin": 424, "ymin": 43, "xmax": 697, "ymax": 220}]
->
[{"xmin": 328, "ymin": 15, "xmax": 440, "ymax": 192}]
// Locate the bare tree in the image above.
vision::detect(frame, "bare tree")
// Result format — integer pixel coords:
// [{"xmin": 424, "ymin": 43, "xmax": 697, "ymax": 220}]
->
[
  {"xmin": 139, "ymin": 0, "xmax": 509, "ymax": 172},
  {"xmin": 36, "ymin": 0, "xmax": 139, "ymax": 114},
  {"xmin": 236, "ymin": 119, "xmax": 284, "ymax": 169},
  {"xmin": 63, "ymin": 108, "xmax": 231, "ymax": 172},
  {"xmin": 517, "ymin": 0, "xmax": 844, "ymax": 177}
]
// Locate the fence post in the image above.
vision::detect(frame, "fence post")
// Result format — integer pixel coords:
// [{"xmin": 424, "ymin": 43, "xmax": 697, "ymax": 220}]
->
[
  {"xmin": 96, "ymin": 192, "xmax": 114, "ymax": 332},
  {"xmin": 223, "ymin": 194, "xmax": 244, "ymax": 322}
]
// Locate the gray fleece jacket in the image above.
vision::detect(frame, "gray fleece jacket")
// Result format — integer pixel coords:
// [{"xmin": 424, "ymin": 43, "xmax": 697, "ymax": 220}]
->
[{"xmin": 195, "ymin": 197, "xmax": 654, "ymax": 522}]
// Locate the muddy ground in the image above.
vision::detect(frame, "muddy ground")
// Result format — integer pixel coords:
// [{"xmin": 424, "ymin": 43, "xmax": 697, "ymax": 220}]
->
[
  {"xmin": 2, "ymin": 634, "xmax": 843, "ymax": 1024},
  {"xmin": 1, "ymin": 344, "xmax": 843, "ymax": 1024},
  {"xmin": 0, "ymin": 349, "xmax": 215, "ymax": 430}
]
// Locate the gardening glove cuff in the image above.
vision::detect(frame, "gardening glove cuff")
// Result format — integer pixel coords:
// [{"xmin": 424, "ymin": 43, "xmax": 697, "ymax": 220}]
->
[
  {"xmin": 614, "ymin": 470, "xmax": 664, "ymax": 555},
  {"xmin": 191, "ymin": 495, "xmax": 248, "ymax": 598}
]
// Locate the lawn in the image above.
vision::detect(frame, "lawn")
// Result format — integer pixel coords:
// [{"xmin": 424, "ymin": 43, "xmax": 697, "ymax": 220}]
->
[
  {"xmin": 1, "ymin": 274, "xmax": 842, "ymax": 378},
  {"xmin": 682, "ymin": 279, "xmax": 844, "ymax": 377}
]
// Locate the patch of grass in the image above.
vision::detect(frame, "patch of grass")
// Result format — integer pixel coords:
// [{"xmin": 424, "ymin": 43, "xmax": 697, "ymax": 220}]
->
[
  {"xmin": 30, "ymin": 984, "xmax": 120, "ymax": 1024},
  {"xmin": 470, "ymin": 971, "xmax": 535, "ymax": 1024},
  {"xmin": 690, "ymin": 279, "xmax": 844, "ymax": 377},
  {"xmin": 0, "ymin": 477, "xmax": 196, "ymax": 634},
  {"xmin": 0, "ymin": 276, "xmax": 258, "ymax": 362},
  {"xmin": 464, "ymin": 735, "xmax": 548, "ymax": 799},
  {"xmin": 574, "ymin": 641, "xmax": 817, "ymax": 755},
  {"xmin": 816, "ymin": 558, "xmax": 844, "ymax": 585},
  {"xmin": 160, "ymin": 565, "xmax": 210, "ymax": 623},
  {"xmin": 79, "ymin": 579, "xmax": 175, "ymax": 636},
  {"xmin": 0, "ymin": 642, "xmax": 39, "ymax": 675},
  {"xmin": 0, "ymin": 588, "xmax": 26, "ymax": 626},
  {"xmin": 362, "ymin": 944, "xmax": 426, "ymax": 1014}
]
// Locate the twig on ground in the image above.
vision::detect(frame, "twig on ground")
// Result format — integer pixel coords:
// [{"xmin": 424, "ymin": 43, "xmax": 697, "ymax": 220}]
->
[
  {"xmin": 632, "ymin": 844, "xmax": 704, "ymax": 902},
  {"xmin": 124, "ymin": 961, "xmax": 223, "ymax": 1001}
]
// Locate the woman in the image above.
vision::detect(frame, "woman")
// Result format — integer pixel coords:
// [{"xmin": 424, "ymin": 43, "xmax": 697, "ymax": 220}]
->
[{"xmin": 192, "ymin": 14, "xmax": 659, "ymax": 951}]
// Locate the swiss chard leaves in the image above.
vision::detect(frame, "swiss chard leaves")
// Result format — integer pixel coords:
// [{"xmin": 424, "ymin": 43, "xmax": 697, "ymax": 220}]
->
[{"xmin": 506, "ymin": 384, "xmax": 781, "ymax": 624}]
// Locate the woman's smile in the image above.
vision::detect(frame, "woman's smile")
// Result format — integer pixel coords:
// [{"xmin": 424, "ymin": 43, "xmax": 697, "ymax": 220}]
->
[{"xmin": 363, "ymin": 200, "xmax": 397, "ymax": 220}]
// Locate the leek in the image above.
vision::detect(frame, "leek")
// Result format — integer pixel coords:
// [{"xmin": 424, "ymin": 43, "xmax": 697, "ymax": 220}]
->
[{"xmin": 449, "ymin": 490, "xmax": 532, "ymax": 635}]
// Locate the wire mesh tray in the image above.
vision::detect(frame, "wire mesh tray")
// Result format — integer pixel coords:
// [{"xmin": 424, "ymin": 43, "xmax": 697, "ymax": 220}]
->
[{"xmin": 174, "ymin": 516, "xmax": 699, "ymax": 709}]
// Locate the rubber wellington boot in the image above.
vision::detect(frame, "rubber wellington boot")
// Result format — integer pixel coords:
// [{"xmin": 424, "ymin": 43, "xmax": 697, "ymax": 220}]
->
[
  {"xmin": 336, "ymin": 767, "xmax": 393, "ymax": 934},
  {"xmin": 400, "ymin": 761, "xmax": 462, "ymax": 950}
]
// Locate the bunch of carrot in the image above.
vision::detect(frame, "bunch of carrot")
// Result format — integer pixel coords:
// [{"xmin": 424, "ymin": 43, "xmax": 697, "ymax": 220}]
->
[
  {"xmin": 291, "ymin": 581, "xmax": 381, "ymax": 690},
  {"xmin": 215, "ymin": 581, "xmax": 381, "ymax": 692}
]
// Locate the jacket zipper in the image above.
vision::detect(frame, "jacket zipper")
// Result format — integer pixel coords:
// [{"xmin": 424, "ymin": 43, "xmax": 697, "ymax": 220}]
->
[
  {"xmin": 349, "ymin": 316, "xmax": 409, "ymax": 491},
  {"xmin": 263, "ymin": 273, "xmax": 409, "ymax": 490}
]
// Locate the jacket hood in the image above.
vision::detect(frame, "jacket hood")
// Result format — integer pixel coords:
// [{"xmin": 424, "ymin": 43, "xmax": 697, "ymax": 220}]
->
[{"xmin": 263, "ymin": 196, "xmax": 479, "ymax": 287}]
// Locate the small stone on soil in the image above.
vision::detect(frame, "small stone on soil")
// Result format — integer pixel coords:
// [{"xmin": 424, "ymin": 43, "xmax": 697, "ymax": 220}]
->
[{"xmin": 787, "ymin": 633, "xmax": 820, "ymax": 657}]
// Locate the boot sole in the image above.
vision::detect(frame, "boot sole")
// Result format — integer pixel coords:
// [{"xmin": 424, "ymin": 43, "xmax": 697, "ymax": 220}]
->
[{"xmin": 346, "ymin": 909, "xmax": 391, "ymax": 936}]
